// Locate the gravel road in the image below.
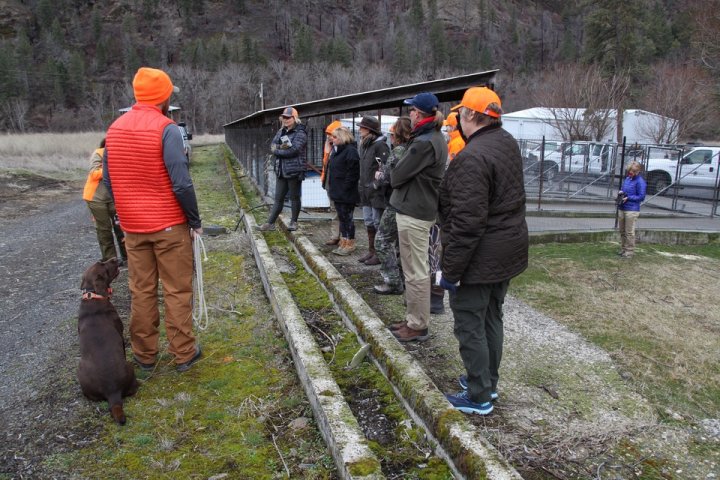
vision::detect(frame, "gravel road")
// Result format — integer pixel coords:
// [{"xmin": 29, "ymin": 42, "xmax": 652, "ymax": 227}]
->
[{"xmin": 0, "ymin": 178, "xmax": 103, "ymax": 477}]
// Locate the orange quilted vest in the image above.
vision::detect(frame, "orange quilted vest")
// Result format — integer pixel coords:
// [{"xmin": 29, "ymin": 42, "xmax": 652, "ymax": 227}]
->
[{"xmin": 106, "ymin": 104, "xmax": 186, "ymax": 233}]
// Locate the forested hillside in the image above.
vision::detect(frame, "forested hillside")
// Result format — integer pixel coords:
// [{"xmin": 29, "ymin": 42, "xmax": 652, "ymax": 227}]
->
[{"xmin": 0, "ymin": 0, "xmax": 718, "ymax": 139}]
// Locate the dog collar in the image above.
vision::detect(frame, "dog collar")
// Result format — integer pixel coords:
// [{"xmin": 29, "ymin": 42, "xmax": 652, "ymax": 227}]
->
[{"xmin": 81, "ymin": 287, "xmax": 112, "ymax": 300}]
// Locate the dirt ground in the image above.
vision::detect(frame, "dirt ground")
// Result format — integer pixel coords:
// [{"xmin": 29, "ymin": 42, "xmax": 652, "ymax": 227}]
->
[
  {"xmin": 0, "ymin": 173, "xmax": 112, "ymax": 478},
  {"xmin": 1, "ymin": 170, "xmax": 718, "ymax": 479},
  {"xmin": 298, "ymin": 219, "xmax": 720, "ymax": 480}
]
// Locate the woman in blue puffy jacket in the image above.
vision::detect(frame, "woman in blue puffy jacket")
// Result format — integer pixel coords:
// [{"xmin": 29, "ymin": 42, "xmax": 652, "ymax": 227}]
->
[{"xmin": 618, "ymin": 161, "xmax": 647, "ymax": 258}]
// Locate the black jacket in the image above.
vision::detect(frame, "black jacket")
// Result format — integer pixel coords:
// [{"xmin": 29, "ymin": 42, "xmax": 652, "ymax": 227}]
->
[
  {"xmin": 389, "ymin": 123, "xmax": 447, "ymax": 221},
  {"xmin": 272, "ymin": 123, "xmax": 307, "ymax": 179},
  {"xmin": 358, "ymin": 135, "xmax": 390, "ymax": 208},
  {"xmin": 438, "ymin": 124, "xmax": 528, "ymax": 284},
  {"xmin": 327, "ymin": 143, "xmax": 360, "ymax": 205}
]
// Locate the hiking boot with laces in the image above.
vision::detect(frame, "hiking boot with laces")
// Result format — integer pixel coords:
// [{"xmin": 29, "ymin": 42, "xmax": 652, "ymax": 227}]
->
[{"xmin": 392, "ymin": 325, "xmax": 429, "ymax": 342}]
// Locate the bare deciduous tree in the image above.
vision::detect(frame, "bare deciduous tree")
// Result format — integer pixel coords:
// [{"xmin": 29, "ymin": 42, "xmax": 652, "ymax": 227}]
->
[
  {"xmin": 639, "ymin": 62, "xmax": 718, "ymax": 142},
  {"xmin": 532, "ymin": 63, "xmax": 630, "ymax": 141},
  {"xmin": 2, "ymin": 98, "xmax": 29, "ymax": 133},
  {"xmin": 690, "ymin": 0, "xmax": 720, "ymax": 72}
]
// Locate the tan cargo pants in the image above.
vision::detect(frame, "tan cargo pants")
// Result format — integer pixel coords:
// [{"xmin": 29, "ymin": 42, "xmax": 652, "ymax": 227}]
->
[{"xmin": 125, "ymin": 223, "xmax": 197, "ymax": 365}]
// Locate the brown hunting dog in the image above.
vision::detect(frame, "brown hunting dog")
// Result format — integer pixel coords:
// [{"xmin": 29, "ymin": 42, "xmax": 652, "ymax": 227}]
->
[{"xmin": 77, "ymin": 258, "xmax": 138, "ymax": 425}]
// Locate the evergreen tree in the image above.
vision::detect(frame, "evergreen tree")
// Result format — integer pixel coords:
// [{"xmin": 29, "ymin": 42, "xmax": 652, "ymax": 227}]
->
[
  {"xmin": 0, "ymin": 43, "xmax": 20, "ymax": 103},
  {"xmin": 582, "ymin": 0, "xmax": 653, "ymax": 75},
  {"xmin": 14, "ymin": 29, "xmax": 32, "ymax": 98},
  {"xmin": 392, "ymin": 30, "xmax": 412, "ymax": 73},
  {"xmin": 293, "ymin": 24, "xmax": 314, "ymax": 63},
  {"xmin": 645, "ymin": 3, "xmax": 674, "ymax": 58},
  {"xmin": 36, "ymin": 0, "xmax": 55, "ymax": 30},
  {"xmin": 142, "ymin": 0, "xmax": 160, "ymax": 20},
  {"xmin": 479, "ymin": 45, "xmax": 492, "ymax": 70},
  {"xmin": 66, "ymin": 52, "xmax": 86, "ymax": 107},
  {"xmin": 410, "ymin": 0, "xmax": 424, "ymax": 28},
  {"xmin": 428, "ymin": 0, "xmax": 438, "ymax": 19},
  {"xmin": 49, "ymin": 19, "xmax": 65, "ymax": 49},
  {"xmin": 332, "ymin": 40, "xmax": 353, "ymax": 67},
  {"xmin": 478, "ymin": 0, "xmax": 486, "ymax": 29},
  {"xmin": 560, "ymin": 29, "xmax": 576, "ymax": 62},
  {"xmin": 466, "ymin": 35, "xmax": 483, "ymax": 70},
  {"xmin": 124, "ymin": 45, "xmax": 141, "ymax": 76},
  {"xmin": 95, "ymin": 38, "xmax": 108, "ymax": 72},
  {"xmin": 91, "ymin": 8, "xmax": 103, "ymax": 43},
  {"xmin": 429, "ymin": 21, "xmax": 448, "ymax": 70}
]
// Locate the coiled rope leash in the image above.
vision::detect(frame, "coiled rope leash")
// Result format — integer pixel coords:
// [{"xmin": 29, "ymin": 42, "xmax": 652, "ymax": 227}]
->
[{"xmin": 192, "ymin": 234, "xmax": 209, "ymax": 332}]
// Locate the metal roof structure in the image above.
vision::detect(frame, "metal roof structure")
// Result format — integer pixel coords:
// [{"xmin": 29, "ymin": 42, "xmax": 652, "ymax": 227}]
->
[{"xmin": 224, "ymin": 69, "xmax": 498, "ymax": 128}]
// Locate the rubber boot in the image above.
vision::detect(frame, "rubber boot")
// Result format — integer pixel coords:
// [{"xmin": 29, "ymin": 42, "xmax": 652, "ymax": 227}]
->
[
  {"xmin": 358, "ymin": 226, "xmax": 376, "ymax": 263},
  {"xmin": 363, "ymin": 228, "xmax": 379, "ymax": 265}
]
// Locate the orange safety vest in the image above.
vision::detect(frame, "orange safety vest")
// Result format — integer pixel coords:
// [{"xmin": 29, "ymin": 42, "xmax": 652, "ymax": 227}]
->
[
  {"xmin": 106, "ymin": 104, "xmax": 186, "ymax": 233},
  {"xmin": 447, "ymin": 130, "xmax": 465, "ymax": 162},
  {"xmin": 82, "ymin": 148, "xmax": 105, "ymax": 201}
]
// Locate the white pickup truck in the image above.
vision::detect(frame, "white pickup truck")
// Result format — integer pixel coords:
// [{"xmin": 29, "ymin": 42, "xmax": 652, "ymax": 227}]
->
[
  {"xmin": 642, "ymin": 147, "xmax": 720, "ymax": 194},
  {"xmin": 526, "ymin": 141, "xmax": 615, "ymax": 180}
]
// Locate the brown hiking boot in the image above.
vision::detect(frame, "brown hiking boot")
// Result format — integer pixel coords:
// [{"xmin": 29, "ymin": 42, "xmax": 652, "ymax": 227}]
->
[
  {"xmin": 363, "ymin": 253, "xmax": 380, "ymax": 265},
  {"xmin": 388, "ymin": 321, "xmax": 406, "ymax": 331},
  {"xmin": 392, "ymin": 325, "xmax": 429, "ymax": 342},
  {"xmin": 358, "ymin": 250, "xmax": 373, "ymax": 263}
]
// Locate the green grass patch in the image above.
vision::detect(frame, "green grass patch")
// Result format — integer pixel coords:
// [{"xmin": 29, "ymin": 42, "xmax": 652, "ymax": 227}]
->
[{"xmin": 61, "ymin": 144, "xmax": 335, "ymax": 479}]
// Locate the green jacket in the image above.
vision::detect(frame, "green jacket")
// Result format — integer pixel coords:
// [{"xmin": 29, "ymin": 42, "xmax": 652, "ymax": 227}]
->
[{"xmin": 389, "ymin": 124, "xmax": 447, "ymax": 221}]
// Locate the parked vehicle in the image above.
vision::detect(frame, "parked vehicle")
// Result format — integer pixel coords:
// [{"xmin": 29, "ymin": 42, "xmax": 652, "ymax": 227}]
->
[
  {"xmin": 526, "ymin": 141, "xmax": 615, "ymax": 181},
  {"xmin": 177, "ymin": 122, "xmax": 193, "ymax": 161},
  {"xmin": 642, "ymin": 146, "xmax": 720, "ymax": 194}
]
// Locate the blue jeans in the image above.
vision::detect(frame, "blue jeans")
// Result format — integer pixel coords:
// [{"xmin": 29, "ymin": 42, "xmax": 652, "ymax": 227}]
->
[{"xmin": 362, "ymin": 205, "xmax": 383, "ymax": 230}]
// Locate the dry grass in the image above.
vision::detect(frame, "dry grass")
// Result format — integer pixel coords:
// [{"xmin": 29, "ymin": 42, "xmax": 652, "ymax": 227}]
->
[
  {"xmin": 511, "ymin": 242, "xmax": 720, "ymax": 419},
  {"xmin": 0, "ymin": 132, "xmax": 227, "ymax": 174},
  {"xmin": 0, "ymin": 131, "xmax": 104, "ymax": 173}
]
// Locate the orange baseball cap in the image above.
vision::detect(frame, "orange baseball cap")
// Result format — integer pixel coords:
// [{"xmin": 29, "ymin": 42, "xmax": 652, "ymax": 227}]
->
[
  {"xmin": 133, "ymin": 67, "xmax": 178, "ymax": 105},
  {"xmin": 450, "ymin": 86, "xmax": 502, "ymax": 118},
  {"xmin": 325, "ymin": 120, "xmax": 342, "ymax": 135},
  {"xmin": 443, "ymin": 112, "xmax": 458, "ymax": 127}
]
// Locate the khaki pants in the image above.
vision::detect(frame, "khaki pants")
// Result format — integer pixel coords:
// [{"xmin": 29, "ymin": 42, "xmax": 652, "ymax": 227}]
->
[
  {"xmin": 618, "ymin": 210, "xmax": 640, "ymax": 255},
  {"xmin": 397, "ymin": 213, "xmax": 435, "ymax": 330},
  {"xmin": 125, "ymin": 223, "xmax": 197, "ymax": 365}
]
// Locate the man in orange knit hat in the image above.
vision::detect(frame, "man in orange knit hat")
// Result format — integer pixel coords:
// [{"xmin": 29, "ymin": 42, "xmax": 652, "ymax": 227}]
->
[{"xmin": 103, "ymin": 67, "xmax": 203, "ymax": 373}]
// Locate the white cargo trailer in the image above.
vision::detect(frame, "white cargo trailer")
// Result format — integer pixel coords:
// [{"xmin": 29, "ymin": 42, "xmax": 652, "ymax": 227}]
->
[{"xmin": 502, "ymin": 108, "xmax": 677, "ymax": 145}]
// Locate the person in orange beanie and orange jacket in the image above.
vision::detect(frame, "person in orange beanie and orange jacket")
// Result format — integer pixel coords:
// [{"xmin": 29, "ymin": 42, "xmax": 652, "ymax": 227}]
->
[
  {"xmin": 321, "ymin": 119, "xmax": 343, "ymax": 245},
  {"xmin": 103, "ymin": 67, "xmax": 202, "ymax": 373},
  {"xmin": 83, "ymin": 138, "xmax": 127, "ymax": 264}
]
